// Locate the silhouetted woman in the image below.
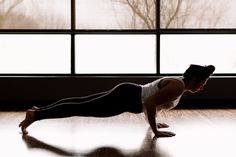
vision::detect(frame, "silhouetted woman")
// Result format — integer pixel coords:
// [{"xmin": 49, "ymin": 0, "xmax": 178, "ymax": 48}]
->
[{"xmin": 19, "ymin": 64, "xmax": 215, "ymax": 137}]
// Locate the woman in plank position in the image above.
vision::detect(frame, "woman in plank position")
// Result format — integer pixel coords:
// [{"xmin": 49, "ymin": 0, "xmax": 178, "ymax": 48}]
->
[{"xmin": 19, "ymin": 64, "xmax": 215, "ymax": 137}]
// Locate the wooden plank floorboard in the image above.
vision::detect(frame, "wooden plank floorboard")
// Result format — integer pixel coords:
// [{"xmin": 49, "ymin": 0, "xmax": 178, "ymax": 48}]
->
[{"xmin": 0, "ymin": 109, "xmax": 236, "ymax": 157}]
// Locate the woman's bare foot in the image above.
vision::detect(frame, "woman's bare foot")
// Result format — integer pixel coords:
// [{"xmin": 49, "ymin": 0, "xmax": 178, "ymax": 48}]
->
[{"xmin": 19, "ymin": 109, "xmax": 36, "ymax": 134}]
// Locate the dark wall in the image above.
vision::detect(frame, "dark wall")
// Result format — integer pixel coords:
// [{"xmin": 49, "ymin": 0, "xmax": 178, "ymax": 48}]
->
[{"xmin": 0, "ymin": 77, "xmax": 235, "ymax": 110}]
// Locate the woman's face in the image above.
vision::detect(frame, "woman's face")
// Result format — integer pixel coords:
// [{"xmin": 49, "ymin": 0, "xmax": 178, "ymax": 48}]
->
[{"xmin": 190, "ymin": 78, "xmax": 208, "ymax": 93}]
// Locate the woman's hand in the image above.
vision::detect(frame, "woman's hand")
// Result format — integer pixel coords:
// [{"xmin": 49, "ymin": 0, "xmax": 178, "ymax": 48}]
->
[{"xmin": 157, "ymin": 123, "xmax": 169, "ymax": 128}]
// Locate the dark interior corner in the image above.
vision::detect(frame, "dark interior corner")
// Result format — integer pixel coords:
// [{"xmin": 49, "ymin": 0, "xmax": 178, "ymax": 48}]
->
[{"xmin": 0, "ymin": 76, "xmax": 235, "ymax": 111}]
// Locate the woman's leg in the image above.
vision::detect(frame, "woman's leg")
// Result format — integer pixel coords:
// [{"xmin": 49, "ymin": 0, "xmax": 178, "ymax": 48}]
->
[
  {"xmin": 19, "ymin": 83, "xmax": 142, "ymax": 134},
  {"xmin": 34, "ymin": 83, "xmax": 142, "ymax": 120},
  {"xmin": 19, "ymin": 91, "xmax": 110, "ymax": 134},
  {"xmin": 34, "ymin": 89, "xmax": 120, "ymax": 119},
  {"xmin": 35, "ymin": 91, "xmax": 109, "ymax": 110}
]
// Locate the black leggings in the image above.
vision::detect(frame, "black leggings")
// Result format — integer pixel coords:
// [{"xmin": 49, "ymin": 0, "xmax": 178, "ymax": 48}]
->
[{"xmin": 34, "ymin": 83, "xmax": 143, "ymax": 120}]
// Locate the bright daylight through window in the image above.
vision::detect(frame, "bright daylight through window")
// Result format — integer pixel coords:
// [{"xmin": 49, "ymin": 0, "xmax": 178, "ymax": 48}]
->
[
  {"xmin": 160, "ymin": 0, "xmax": 236, "ymax": 74},
  {"xmin": 0, "ymin": 0, "xmax": 156, "ymax": 75},
  {"xmin": 160, "ymin": 0, "xmax": 236, "ymax": 28},
  {"xmin": 1, "ymin": 0, "xmax": 236, "ymax": 75},
  {"xmin": 75, "ymin": 35, "xmax": 156, "ymax": 74},
  {"xmin": 0, "ymin": 35, "xmax": 71, "ymax": 74},
  {"xmin": 160, "ymin": 35, "xmax": 236, "ymax": 74}
]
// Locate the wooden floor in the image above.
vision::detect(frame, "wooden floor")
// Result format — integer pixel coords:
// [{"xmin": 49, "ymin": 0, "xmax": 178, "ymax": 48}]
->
[{"xmin": 1, "ymin": 109, "xmax": 236, "ymax": 157}]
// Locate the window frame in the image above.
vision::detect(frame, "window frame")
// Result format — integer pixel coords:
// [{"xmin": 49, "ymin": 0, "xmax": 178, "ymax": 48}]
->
[
  {"xmin": 1, "ymin": 0, "xmax": 231, "ymax": 77},
  {"xmin": 0, "ymin": 0, "xmax": 158, "ymax": 77},
  {"xmin": 159, "ymin": 0, "xmax": 236, "ymax": 77}
]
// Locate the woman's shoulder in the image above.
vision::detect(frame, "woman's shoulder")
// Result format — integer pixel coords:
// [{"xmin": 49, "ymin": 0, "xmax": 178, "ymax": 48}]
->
[{"xmin": 158, "ymin": 77, "xmax": 185, "ymax": 93}]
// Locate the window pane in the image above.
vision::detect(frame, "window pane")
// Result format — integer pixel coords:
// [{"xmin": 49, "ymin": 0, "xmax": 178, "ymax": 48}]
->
[
  {"xmin": 76, "ymin": 0, "xmax": 156, "ymax": 29},
  {"xmin": 160, "ymin": 34, "xmax": 236, "ymax": 73},
  {"xmin": 0, "ymin": 0, "xmax": 70, "ymax": 29},
  {"xmin": 0, "ymin": 35, "xmax": 70, "ymax": 74},
  {"xmin": 160, "ymin": 0, "xmax": 235, "ymax": 28},
  {"xmin": 76, "ymin": 35, "xmax": 156, "ymax": 74}
]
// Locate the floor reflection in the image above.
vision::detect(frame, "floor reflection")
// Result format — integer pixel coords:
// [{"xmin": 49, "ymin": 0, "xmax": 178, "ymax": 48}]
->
[
  {"xmin": 22, "ymin": 128, "xmax": 168, "ymax": 157},
  {"xmin": 22, "ymin": 135, "xmax": 75, "ymax": 156}
]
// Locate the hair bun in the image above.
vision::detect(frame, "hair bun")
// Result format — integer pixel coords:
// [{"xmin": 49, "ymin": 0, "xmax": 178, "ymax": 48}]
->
[
  {"xmin": 206, "ymin": 65, "xmax": 215, "ymax": 75},
  {"xmin": 183, "ymin": 64, "xmax": 215, "ymax": 82}
]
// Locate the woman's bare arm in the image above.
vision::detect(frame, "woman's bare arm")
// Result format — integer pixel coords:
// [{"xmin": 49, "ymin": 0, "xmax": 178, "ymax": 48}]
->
[
  {"xmin": 143, "ymin": 80, "xmax": 184, "ymax": 137},
  {"xmin": 144, "ymin": 100, "xmax": 176, "ymax": 137}
]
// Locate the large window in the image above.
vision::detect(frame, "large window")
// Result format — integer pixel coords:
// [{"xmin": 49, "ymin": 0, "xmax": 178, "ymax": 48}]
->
[
  {"xmin": 1, "ymin": 0, "xmax": 235, "ymax": 76},
  {"xmin": 160, "ymin": 0, "xmax": 236, "ymax": 75},
  {"xmin": 0, "ymin": 0, "xmax": 156, "ymax": 75}
]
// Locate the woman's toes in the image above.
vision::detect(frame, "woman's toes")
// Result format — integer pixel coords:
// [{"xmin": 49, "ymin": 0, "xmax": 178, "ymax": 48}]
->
[{"xmin": 19, "ymin": 109, "xmax": 35, "ymax": 134}]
